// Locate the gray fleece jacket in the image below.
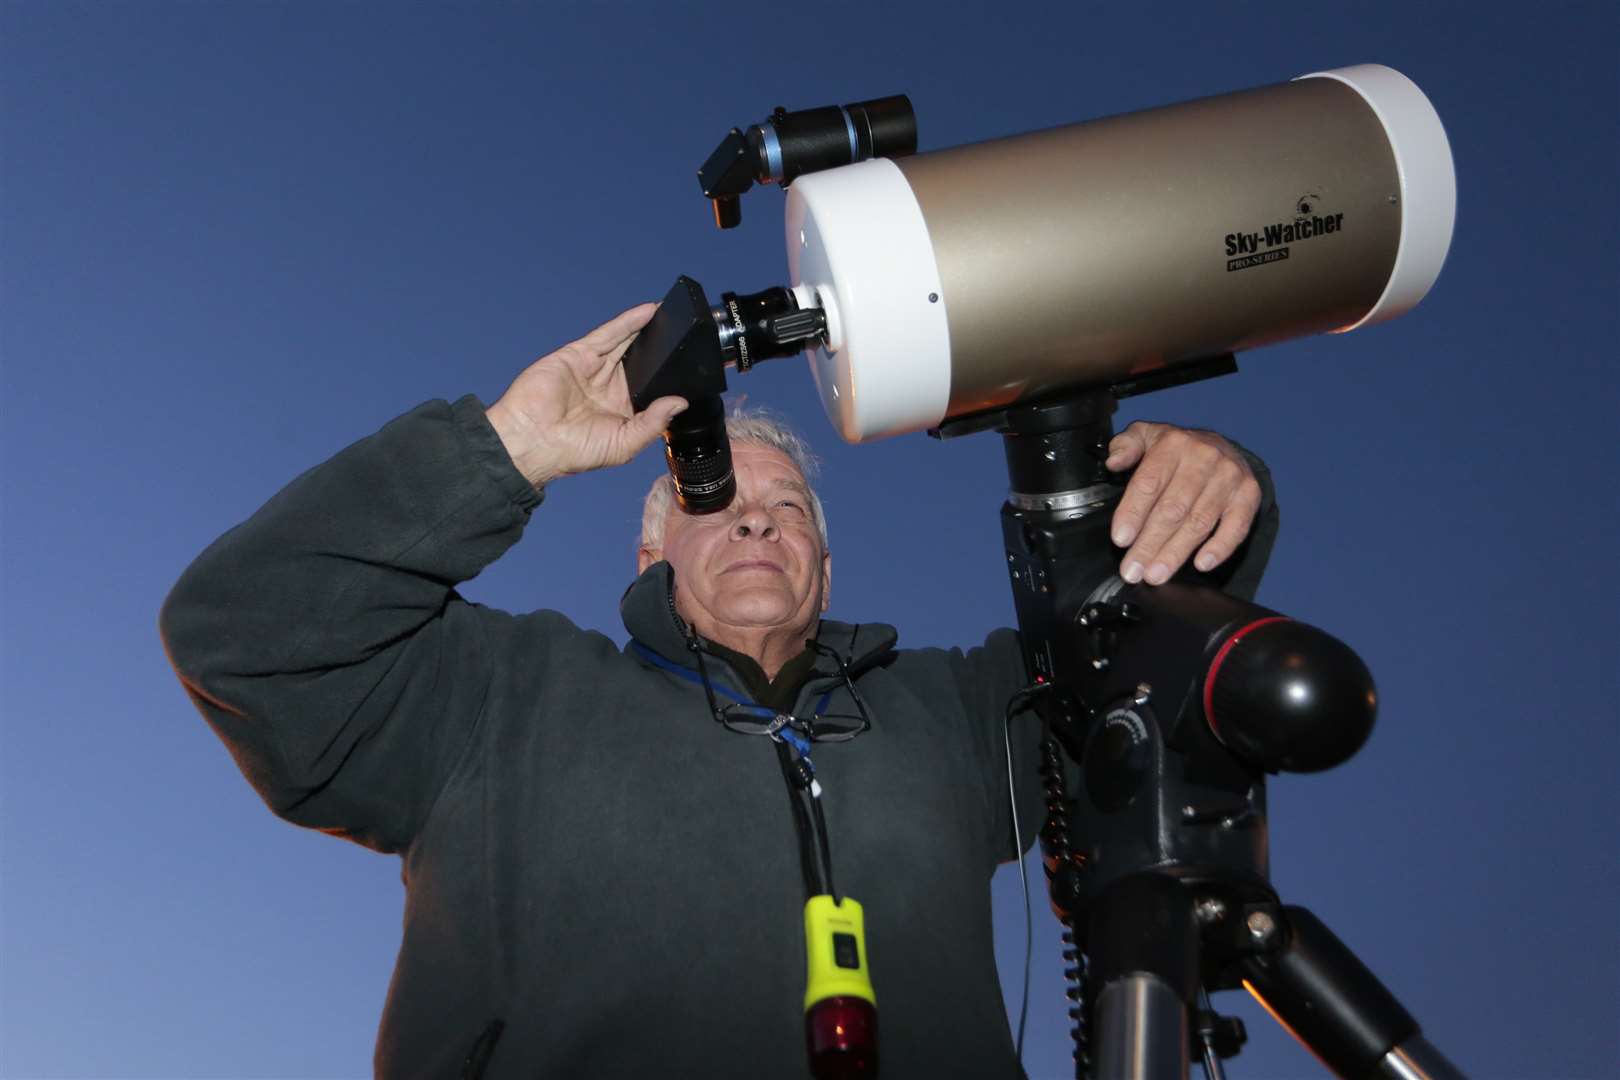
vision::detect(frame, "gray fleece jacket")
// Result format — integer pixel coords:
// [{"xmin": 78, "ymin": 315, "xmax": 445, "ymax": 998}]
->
[{"xmin": 161, "ymin": 395, "xmax": 1276, "ymax": 1079}]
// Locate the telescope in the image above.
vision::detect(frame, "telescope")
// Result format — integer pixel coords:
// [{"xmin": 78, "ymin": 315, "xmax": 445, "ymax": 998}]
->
[
  {"xmin": 622, "ymin": 64, "xmax": 1461, "ymax": 1080},
  {"xmin": 626, "ymin": 63, "xmax": 1454, "ymax": 462}
]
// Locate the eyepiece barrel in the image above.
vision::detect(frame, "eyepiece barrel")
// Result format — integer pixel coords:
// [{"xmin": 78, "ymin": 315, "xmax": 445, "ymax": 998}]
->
[{"xmin": 663, "ymin": 395, "xmax": 735, "ymax": 514}]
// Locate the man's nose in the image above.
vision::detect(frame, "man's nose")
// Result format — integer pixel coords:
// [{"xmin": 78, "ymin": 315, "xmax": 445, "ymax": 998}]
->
[{"xmin": 730, "ymin": 502, "xmax": 778, "ymax": 540}]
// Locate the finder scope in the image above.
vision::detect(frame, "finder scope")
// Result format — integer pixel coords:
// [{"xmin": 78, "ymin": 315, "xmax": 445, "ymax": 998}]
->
[{"xmin": 698, "ymin": 95, "xmax": 916, "ymax": 229}]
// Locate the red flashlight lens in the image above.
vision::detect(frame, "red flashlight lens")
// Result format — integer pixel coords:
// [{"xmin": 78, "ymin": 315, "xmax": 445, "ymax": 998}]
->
[{"xmin": 806, "ymin": 996, "xmax": 878, "ymax": 1079}]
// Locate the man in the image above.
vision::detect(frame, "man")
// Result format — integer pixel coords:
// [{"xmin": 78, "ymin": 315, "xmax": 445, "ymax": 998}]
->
[{"xmin": 162, "ymin": 303, "xmax": 1275, "ymax": 1078}]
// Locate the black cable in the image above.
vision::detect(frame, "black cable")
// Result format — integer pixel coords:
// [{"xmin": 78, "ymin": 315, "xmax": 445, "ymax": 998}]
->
[
  {"xmin": 772, "ymin": 739, "xmax": 827, "ymax": 898},
  {"xmin": 1002, "ymin": 683, "xmax": 1052, "ymax": 1064},
  {"xmin": 808, "ymin": 787, "xmax": 839, "ymax": 904},
  {"xmin": 695, "ymin": 630, "xmax": 844, "ymax": 905}
]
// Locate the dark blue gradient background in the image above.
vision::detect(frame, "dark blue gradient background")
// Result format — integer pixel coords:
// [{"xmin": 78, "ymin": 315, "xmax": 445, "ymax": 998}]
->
[{"xmin": 3, "ymin": 3, "xmax": 1614, "ymax": 1077}]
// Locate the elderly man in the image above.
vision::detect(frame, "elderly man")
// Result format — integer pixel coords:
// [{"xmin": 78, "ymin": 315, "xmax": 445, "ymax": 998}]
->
[{"xmin": 162, "ymin": 304, "xmax": 1275, "ymax": 1079}]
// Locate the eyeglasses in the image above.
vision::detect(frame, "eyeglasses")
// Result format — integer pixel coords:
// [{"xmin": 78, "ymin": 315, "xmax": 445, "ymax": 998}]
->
[{"xmin": 691, "ymin": 639, "xmax": 872, "ymax": 745}]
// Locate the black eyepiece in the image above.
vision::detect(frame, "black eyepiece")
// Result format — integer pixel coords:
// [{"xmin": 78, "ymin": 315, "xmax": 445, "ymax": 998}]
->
[
  {"xmin": 622, "ymin": 276, "xmax": 826, "ymax": 515},
  {"xmin": 622, "ymin": 277, "xmax": 733, "ymax": 514},
  {"xmin": 662, "ymin": 395, "xmax": 735, "ymax": 513}
]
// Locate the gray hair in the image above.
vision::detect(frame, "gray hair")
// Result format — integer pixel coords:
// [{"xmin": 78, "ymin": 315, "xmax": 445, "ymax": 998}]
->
[{"xmin": 640, "ymin": 408, "xmax": 829, "ymax": 551}]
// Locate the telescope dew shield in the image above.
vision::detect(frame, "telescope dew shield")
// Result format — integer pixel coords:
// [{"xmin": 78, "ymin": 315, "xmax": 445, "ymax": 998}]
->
[{"xmin": 785, "ymin": 64, "xmax": 1457, "ymax": 442}]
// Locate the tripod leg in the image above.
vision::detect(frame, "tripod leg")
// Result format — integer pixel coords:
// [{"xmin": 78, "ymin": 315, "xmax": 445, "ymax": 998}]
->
[
  {"xmin": 1240, "ymin": 905, "xmax": 1465, "ymax": 1079},
  {"xmin": 1087, "ymin": 873, "xmax": 1200, "ymax": 1080}
]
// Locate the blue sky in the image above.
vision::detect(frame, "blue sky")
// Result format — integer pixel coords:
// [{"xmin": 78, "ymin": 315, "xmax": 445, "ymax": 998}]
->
[{"xmin": 2, "ymin": 2, "xmax": 1615, "ymax": 1077}]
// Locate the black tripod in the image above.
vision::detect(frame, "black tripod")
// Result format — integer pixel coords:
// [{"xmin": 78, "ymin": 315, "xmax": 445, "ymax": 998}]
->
[{"xmin": 935, "ymin": 373, "xmax": 1465, "ymax": 1080}]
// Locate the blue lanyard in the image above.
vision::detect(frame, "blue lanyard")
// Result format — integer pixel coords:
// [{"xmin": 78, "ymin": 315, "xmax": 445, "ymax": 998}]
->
[
  {"xmin": 634, "ymin": 638, "xmax": 844, "ymax": 904},
  {"xmin": 629, "ymin": 639, "xmax": 831, "ymax": 758}
]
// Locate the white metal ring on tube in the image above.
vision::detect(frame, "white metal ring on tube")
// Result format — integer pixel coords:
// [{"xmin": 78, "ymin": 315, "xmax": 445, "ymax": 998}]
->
[
  {"xmin": 1298, "ymin": 64, "xmax": 1457, "ymax": 331},
  {"xmin": 785, "ymin": 158, "xmax": 952, "ymax": 443}
]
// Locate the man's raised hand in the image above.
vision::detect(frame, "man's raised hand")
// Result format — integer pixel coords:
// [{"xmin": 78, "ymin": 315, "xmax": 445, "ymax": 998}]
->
[
  {"xmin": 485, "ymin": 303, "xmax": 688, "ymax": 489},
  {"xmin": 1105, "ymin": 421, "xmax": 1263, "ymax": 585}
]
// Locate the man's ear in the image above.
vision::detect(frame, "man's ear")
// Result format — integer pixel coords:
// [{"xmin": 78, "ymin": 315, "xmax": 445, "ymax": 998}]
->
[
  {"xmin": 820, "ymin": 549, "xmax": 832, "ymax": 613},
  {"xmin": 637, "ymin": 546, "xmax": 662, "ymax": 575}
]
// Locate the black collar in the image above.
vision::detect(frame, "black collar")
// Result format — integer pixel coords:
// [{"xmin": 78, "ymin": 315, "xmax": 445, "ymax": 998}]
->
[{"xmin": 619, "ymin": 561, "xmax": 897, "ymax": 693}]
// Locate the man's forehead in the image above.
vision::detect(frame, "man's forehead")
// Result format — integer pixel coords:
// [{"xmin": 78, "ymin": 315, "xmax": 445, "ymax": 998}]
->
[{"xmin": 732, "ymin": 443, "xmax": 808, "ymax": 485}]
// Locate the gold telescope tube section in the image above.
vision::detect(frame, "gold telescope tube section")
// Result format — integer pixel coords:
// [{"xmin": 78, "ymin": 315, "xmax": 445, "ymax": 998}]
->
[{"xmin": 895, "ymin": 77, "xmax": 1403, "ymax": 419}]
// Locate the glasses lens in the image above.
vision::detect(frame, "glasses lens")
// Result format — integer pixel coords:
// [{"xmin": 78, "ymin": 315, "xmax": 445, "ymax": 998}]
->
[
  {"xmin": 718, "ymin": 704, "xmax": 783, "ymax": 736},
  {"xmin": 715, "ymin": 694, "xmax": 870, "ymax": 743},
  {"xmin": 806, "ymin": 714, "xmax": 869, "ymax": 742}
]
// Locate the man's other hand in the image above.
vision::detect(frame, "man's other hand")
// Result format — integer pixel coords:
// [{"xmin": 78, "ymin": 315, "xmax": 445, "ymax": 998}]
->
[
  {"xmin": 1105, "ymin": 421, "xmax": 1262, "ymax": 585},
  {"xmin": 485, "ymin": 303, "xmax": 688, "ymax": 489}
]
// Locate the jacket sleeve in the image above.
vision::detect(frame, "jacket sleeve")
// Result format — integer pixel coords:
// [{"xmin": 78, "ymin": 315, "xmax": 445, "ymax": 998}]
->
[
  {"xmin": 956, "ymin": 440, "xmax": 1281, "ymax": 867},
  {"xmin": 159, "ymin": 395, "xmax": 541, "ymax": 854}
]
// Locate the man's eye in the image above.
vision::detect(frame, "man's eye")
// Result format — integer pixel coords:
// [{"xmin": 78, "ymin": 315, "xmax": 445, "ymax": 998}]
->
[{"xmin": 776, "ymin": 500, "xmax": 805, "ymax": 513}]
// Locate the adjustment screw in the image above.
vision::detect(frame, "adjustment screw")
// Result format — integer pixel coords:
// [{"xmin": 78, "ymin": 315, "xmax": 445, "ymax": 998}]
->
[
  {"xmin": 1133, "ymin": 682, "xmax": 1152, "ymax": 705},
  {"xmin": 1246, "ymin": 911, "xmax": 1277, "ymax": 943},
  {"xmin": 1195, "ymin": 898, "xmax": 1227, "ymax": 925}
]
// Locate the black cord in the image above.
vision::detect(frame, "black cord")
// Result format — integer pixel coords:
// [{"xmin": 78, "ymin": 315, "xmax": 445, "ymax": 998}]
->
[
  {"xmin": 696, "ymin": 630, "xmax": 843, "ymax": 905},
  {"xmin": 1002, "ymin": 683, "xmax": 1051, "ymax": 1064},
  {"xmin": 808, "ymin": 786, "xmax": 839, "ymax": 904},
  {"xmin": 772, "ymin": 739, "xmax": 827, "ymax": 898}
]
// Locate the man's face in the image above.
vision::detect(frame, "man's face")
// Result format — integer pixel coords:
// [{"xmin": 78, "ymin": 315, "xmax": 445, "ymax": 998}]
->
[{"xmin": 639, "ymin": 443, "xmax": 830, "ymax": 638}]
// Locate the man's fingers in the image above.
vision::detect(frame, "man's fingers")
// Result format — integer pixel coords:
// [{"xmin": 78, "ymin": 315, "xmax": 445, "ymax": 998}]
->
[
  {"xmin": 1105, "ymin": 421, "xmax": 1262, "ymax": 584},
  {"xmin": 588, "ymin": 343, "xmax": 629, "ymax": 390},
  {"xmin": 1106, "ymin": 427, "xmax": 1149, "ymax": 473},
  {"xmin": 617, "ymin": 395, "xmax": 687, "ymax": 458},
  {"xmin": 580, "ymin": 302, "xmax": 659, "ymax": 355},
  {"xmin": 1107, "ymin": 423, "xmax": 1168, "ymax": 546},
  {"xmin": 1118, "ymin": 459, "xmax": 1209, "ymax": 582},
  {"xmin": 1193, "ymin": 481, "xmax": 1262, "ymax": 572},
  {"xmin": 1124, "ymin": 460, "xmax": 1260, "ymax": 583},
  {"xmin": 1110, "ymin": 448, "xmax": 1176, "ymax": 550},
  {"xmin": 573, "ymin": 303, "xmax": 659, "ymax": 389},
  {"xmin": 1138, "ymin": 484, "xmax": 1235, "ymax": 583}
]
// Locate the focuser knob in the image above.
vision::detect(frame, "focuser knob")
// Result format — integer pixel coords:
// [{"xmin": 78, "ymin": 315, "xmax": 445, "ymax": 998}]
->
[{"xmin": 768, "ymin": 307, "xmax": 828, "ymax": 348}]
